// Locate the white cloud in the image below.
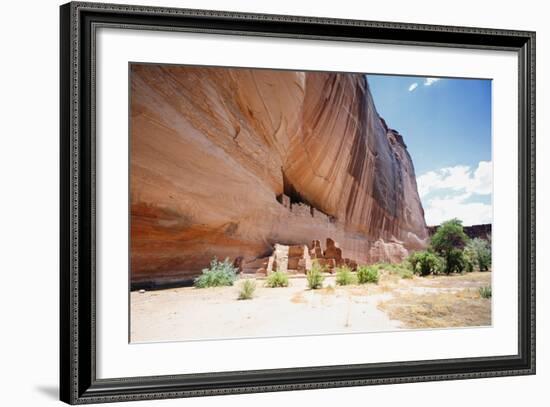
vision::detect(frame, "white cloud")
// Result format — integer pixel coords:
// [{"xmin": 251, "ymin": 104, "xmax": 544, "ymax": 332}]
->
[
  {"xmin": 423, "ymin": 193, "xmax": 492, "ymax": 226},
  {"xmin": 417, "ymin": 161, "xmax": 493, "ymax": 226},
  {"xmin": 471, "ymin": 160, "xmax": 492, "ymax": 194},
  {"xmin": 409, "ymin": 78, "xmax": 441, "ymax": 93},
  {"xmin": 424, "ymin": 77, "xmax": 441, "ymax": 86},
  {"xmin": 417, "ymin": 161, "xmax": 492, "ymax": 198}
]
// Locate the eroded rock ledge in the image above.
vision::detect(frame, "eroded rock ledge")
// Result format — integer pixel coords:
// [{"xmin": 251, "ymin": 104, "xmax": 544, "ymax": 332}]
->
[{"xmin": 130, "ymin": 65, "xmax": 428, "ymax": 287}]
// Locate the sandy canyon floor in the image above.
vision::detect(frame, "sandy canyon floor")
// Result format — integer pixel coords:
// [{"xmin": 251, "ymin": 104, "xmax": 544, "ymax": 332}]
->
[{"xmin": 130, "ymin": 271, "xmax": 492, "ymax": 343}]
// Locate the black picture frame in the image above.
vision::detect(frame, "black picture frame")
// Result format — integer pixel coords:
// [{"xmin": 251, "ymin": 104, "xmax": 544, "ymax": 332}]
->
[{"xmin": 60, "ymin": 1, "xmax": 536, "ymax": 404}]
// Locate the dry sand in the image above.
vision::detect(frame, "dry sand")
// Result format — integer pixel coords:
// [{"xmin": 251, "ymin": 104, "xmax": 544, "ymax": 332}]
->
[
  {"xmin": 130, "ymin": 276, "xmax": 401, "ymax": 342},
  {"xmin": 130, "ymin": 272, "xmax": 491, "ymax": 343}
]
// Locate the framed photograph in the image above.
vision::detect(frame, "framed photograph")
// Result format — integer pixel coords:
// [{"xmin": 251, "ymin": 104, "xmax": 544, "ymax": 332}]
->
[{"xmin": 60, "ymin": 1, "xmax": 536, "ymax": 404}]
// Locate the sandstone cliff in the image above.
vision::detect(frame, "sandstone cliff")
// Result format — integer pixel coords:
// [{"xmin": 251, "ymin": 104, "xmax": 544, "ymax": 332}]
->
[{"xmin": 130, "ymin": 64, "xmax": 428, "ymax": 287}]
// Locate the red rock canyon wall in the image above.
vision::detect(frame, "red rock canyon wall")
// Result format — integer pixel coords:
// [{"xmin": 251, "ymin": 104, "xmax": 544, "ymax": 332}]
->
[{"xmin": 130, "ymin": 65, "xmax": 428, "ymax": 286}]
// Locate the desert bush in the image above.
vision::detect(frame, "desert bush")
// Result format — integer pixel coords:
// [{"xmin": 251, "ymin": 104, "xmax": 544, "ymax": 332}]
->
[
  {"xmin": 479, "ymin": 286, "xmax": 492, "ymax": 299},
  {"xmin": 430, "ymin": 218, "xmax": 470, "ymax": 274},
  {"xmin": 408, "ymin": 251, "xmax": 444, "ymax": 276},
  {"xmin": 335, "ymin": 266, "xmax": 356, "ymax": 286},
  {"xmin": 445, "ymin": 248, "xmax": 466, "ymax": 274},
  {"xmin": 265, "ymin": 270, "xmax": 289, "ymax": 288},
  {"xmin": 194, "ymin": 257, "xmax": 238, "ymax": 288},
  {"xmin": 237, "ymin": 279, "xmax": 256, "ymax": 300},
  {"xmin": 306, "ymin": 260, "xmax": 325, "ymax": 289},
  {"xmin": 465, "ymin": 238, "xmax": 492, "ymax": 271},
  {"xmin": 463, "ymin": 250, "xmax": 475, "ymax": 273},
  {"xmin": 356, "ymin": 265, "xmax": 379, "ymax": 284}
]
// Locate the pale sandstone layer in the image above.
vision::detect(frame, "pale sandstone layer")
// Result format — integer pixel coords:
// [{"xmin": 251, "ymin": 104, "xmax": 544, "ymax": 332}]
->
[{"xmin": 130, "ymin": 65, "xmax": 428, "ymax": 286}]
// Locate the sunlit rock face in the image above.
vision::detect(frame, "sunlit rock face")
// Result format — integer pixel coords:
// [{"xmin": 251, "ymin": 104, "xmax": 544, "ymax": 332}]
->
[{"xmin": 130, "ymin": 64, "xmax": 428, "ymax": 287}]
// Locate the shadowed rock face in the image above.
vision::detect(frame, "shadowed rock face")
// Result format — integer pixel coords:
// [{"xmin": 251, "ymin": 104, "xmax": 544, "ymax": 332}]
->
[{"xmin": 130, "ymin": 64, "xmax": 428, "ymax": 287}]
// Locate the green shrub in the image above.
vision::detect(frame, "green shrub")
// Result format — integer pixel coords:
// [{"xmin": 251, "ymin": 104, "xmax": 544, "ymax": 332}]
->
[
  {"xmin": 479, "ymin": 286, "xmax": 492, "ymax": 299},
  {"xmin": 194, "ymin": 257, "xmax": 238, "ymax": 288},
  {"xmin": 465, "ymin": 238, "xmax": 492, "ymax": 271},
  {"xmin": 400, "ymin": 268, "xmax": 414, "ymax": 279},
  {"xmin": 463, "ymin": 250, "xmax": 475, "ymax": 273},
  {"xmin": 237, "ymin": 279, "xmax": 256, "ymax": 300},
  {"xmin": 335, "ymin": 266, "xmax": 356, "ymax": 286},
  {"xmin": 306, "ymin": 260, "xmax": 325, "ymax": 289},
  {"xmin": 445, "ymin": 248, "xmax": 466, "ymax": 274},
  {"xmin": 408, "ymin": 251, "xmax": 444, "ymax": 276},
  {"xmin": 407, "ymin": 253, "xmax": 419, "ymax": 274},
  {"xmin": 478, "ymin": 250, "xmax": 491, "ymax": 271},
  {"xmin": 356, "ymin": 265, "xmax": 379, "ymax": 284},
  {"xmin": 265, "ymin": 270, "xmax": 289, "ymax": 288}
]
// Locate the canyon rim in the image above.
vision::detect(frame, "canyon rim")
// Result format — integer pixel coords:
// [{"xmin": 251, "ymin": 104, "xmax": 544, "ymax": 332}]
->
[{"xmin": 130, "ymin": 64, "xmax": 429, "ymax": 288}]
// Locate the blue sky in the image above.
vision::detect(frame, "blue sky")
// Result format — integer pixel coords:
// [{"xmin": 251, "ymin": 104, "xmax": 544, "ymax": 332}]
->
[{"xmin": 366, "ymin": 74, "xmax": 492, "ymax": 226}]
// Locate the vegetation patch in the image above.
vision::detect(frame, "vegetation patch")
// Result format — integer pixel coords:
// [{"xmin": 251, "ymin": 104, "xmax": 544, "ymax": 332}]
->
[
  {"xmin": 479, "ymin": 286, "xmax": 492, "ymax": 299},
  {"xmin": 408, "ymin": 251, "xmax": 444, "ymax": 276},
  {"xmin": 406, "ymin": 218, "xmax": 492, "ymax": 277},
  {"xmin": 306, "ymin": 260, "xmax": 325, "ymax": 289},
  {"xmin": 335, "ymin": 266, "xmax": 356, "ymax": 286},
  {"xmin": 465, "ymin": 238, "xmax": 492, "ymax": 271},
  {"xmin": 399, "ymin": 268, "xmax": 414, "ymax": 279},
  {"xmin": 194, "ymin": 258, "xmax": 238, "ymax": 288},
  {"xmin": 430, "ymin": 218, "xmax": 470, "ymax": 274},
  {"xmin": 265, "ymin": 270, "xmax": 289, "ymax": 288},
  {"xmin": 357, "ymin": 265, "xmax": 379, "ymax": 284},
  {"xmin": 237, "ymin": 279, "xmax": 256, "ymax": 300},
  {"xmin": 373, "ymin": 262, "xmax": 413, "ymax": 279}
]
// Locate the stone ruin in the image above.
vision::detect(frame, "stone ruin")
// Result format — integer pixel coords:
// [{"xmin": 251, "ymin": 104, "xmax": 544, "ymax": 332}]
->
[
  {"xmin": 276, "ymin": 193, "xmax": 337, "ymax": 224},
  {"xmin": 242, "ymin": 238, "xmax": 358, "ymax": 276}
]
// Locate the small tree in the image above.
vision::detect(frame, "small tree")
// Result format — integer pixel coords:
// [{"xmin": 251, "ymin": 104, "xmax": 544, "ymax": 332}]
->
[{"xmin": 430, "ymin": 218, "xmax": 469, "ymax": 274}]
